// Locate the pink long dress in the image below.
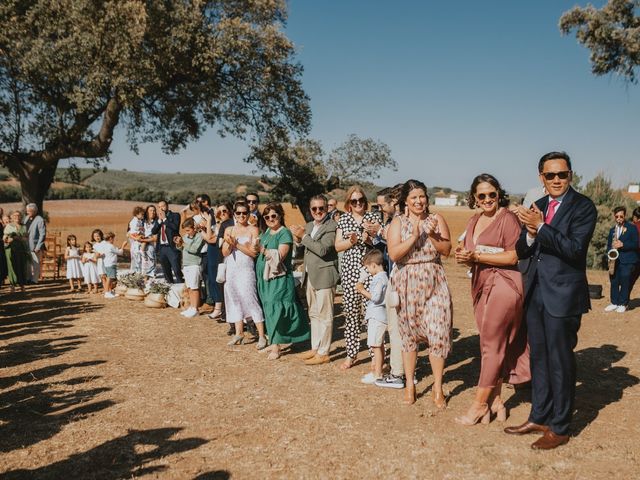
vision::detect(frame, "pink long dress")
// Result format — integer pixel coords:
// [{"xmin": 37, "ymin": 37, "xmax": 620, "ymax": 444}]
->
[{"xmin": 464, "ymin": 209, "xmax": 530, "ymax": 387}]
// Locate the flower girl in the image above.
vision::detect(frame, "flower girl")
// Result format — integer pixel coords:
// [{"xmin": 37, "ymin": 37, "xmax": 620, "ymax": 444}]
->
[
  {"xmin": 65, "ymin": 234, "xmax": 83, "ymax": 291},
  {"xmin": 81, "ymin": 241, "xmax": 100, "ymax": 294}
]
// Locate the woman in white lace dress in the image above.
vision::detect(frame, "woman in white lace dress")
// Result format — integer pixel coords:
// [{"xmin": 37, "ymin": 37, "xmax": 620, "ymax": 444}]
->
[{"xmin": 221, "ymin": 201, "xmax": 266, "ymax": 348}]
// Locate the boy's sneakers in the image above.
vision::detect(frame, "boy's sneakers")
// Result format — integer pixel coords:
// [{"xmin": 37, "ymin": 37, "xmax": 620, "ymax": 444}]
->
[
  {"xmin": 104, "ymin": 292, "xmax": 116, "ymax": 299},
  {"xmin": 374, "ymin": 374, "xmax": 418, "ymax": 389},
  {"xmin": 616, "ymin": 305, "xmax": 627, "ymax": 313},
  {"xmin": 181, "ymin": 307, "xmax": 198, "ymax": 318},
  {"xmin": 604, "ymin": 304, "xmax": 618, "ymax": 312},
  {"xmin": 360, "ymin": 372, "xmax": 381, "ymax": 385},
  {"xmin": 375, "ymin": 374, "xmax": 405, "ymax": 389}
]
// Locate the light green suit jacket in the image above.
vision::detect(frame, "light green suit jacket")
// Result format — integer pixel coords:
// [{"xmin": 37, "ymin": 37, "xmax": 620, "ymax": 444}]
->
[{"xmin": 301, "ymin": 217, "xmax": 339, "ymax": 290}]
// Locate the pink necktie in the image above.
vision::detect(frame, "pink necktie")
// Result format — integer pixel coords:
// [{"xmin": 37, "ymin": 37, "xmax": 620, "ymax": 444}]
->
[{"xmin": 545, "ymin": 199, "xmax": 559, "ymax": 225}]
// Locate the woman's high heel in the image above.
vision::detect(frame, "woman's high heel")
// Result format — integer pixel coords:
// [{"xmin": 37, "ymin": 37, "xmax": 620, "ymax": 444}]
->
[
  {"xmin": 432, "ymin": 390, "xmax": 447, "ymax": 410},
  {"xmin": 491, "ymin": 401, "xmax": 508, "ymax": 422},
  {"xmin": 227, "ymin": 334, "xmax": 244, "ymax": 346},
  {"xmin": 403, "ymin": 385, "xmax": 417, "ymax": 405},
  {"xmin": 454, "ymin": 403, "xmax": 490, "ymax": 425}
]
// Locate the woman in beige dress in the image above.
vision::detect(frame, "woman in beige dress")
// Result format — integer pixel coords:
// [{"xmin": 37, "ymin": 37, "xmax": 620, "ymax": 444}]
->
[
  {"xmin": 454, "ymin": 174, "xmax": 530, "ymax": 425},
  {"xmin": 387, "ymin": 179, "xmax": 453, "ymax": 407}
]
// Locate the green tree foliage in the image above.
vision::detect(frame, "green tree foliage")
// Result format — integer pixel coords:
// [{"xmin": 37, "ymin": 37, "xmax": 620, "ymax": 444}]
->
[
  {"xmin": 577, "ymin": 173, "xmax": 637, "ymax": 268},
  {"xmin": 249, "ymin": 130, "xmax": 396, "ymax": 220},
  {"xmin": 326, "ymin": 134, "xmax": 396, "ymax": 185},
  {"xmin": 560, "ymin": 0, "xmax": 640, "ymax": 82},
  {"xmin": 0, "ymin": 0, "xmax": 310, "ymax": 211}
]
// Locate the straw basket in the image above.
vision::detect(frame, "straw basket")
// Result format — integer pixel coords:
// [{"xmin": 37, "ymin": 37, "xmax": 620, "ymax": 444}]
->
[
  {"xmin": 125, "ymin": 288, "xmax": 145, "ymax": 301},
  {"xmin": 144, "ymin": 292, "xmax": 167, "ymax": 308}
]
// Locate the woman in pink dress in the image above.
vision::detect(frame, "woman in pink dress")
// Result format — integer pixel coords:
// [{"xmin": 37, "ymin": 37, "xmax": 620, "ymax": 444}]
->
[
  {"xmin": 454, "ymin": 173, "xmax": 530, "ymax": 425},
  {"xmin": 387, "ymin": 179, "xmax": 453, "ymax": 407}
]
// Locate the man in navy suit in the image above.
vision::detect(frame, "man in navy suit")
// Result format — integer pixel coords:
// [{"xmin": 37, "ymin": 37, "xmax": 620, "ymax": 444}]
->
[
  {"xmin": 507, "ymin": 152, "xmax": 597, "ymax": 450},
  {"xmin": 604, "ymin": 206, "xmax": 639, "ymax": 313},
  {"xmin": 153, "ymin": 200, "xmax": 183, "ymax": 283}
]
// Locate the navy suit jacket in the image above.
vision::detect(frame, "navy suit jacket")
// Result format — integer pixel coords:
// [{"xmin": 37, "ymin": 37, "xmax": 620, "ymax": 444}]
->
[
  {"xmin": 516, "ymin": 187, "xmax": 597, "ymax": 317},
  {"xmin": 607, "ymin": 221, "xmax": 639, "ymax": 265},
  {"xmin": 152, "ymin": 210, "xmax": 181, "ymax": 250}
]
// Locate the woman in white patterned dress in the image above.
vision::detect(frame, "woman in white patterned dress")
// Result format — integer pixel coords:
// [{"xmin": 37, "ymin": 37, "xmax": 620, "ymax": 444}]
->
[{"xmin": 221, "ymin": 201, "xmax": 266, "ymax": 347}]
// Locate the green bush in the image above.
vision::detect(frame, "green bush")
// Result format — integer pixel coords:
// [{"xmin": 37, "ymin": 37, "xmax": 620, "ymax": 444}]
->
[{"xmin": 0, "ymin": 185, "xmax": 21, "ymax": 202}]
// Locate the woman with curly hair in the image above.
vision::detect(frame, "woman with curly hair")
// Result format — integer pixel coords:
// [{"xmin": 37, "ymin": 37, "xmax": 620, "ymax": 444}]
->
[{"xmin": 454, "ymin": 173, "xmax": 530, "ymax": 425}]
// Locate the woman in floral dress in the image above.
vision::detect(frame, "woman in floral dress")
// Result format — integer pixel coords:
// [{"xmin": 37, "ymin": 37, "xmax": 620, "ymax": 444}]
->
[{"xmin": 388, "ymin": 179, "xmax": 453, "ymax": 407}]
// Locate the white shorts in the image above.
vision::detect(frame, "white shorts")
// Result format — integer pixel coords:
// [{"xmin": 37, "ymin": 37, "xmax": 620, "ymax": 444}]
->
[
  {"xmin": 367, "ymin": 318, "xmax": 387, "ymax": 347},
  {"xmin": 183, "ymin": 265, "xmax": 202, "ymax": 290}
]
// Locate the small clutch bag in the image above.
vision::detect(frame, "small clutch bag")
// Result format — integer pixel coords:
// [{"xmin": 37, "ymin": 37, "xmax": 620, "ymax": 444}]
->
[{"xmin": 387, "ymin": 290, "xmax": 400, "ymax": 308}]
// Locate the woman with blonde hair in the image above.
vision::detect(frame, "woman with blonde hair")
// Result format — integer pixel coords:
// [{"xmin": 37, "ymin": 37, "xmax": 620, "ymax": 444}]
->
[{"xmin": 334, "ymin": 185, "xmax": 378, "ymax": 370}]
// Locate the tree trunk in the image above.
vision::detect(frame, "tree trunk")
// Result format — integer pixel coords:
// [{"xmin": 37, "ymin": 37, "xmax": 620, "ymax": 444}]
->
[
  {"xmin": 296, "ymin": 196, "xmax": 313, "ymax": 223},
  {"xmin": 10, "ymin": 159, "xmax": 58, "ymax": 214}
]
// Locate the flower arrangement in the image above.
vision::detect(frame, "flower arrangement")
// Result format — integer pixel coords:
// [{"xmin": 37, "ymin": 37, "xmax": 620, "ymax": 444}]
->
[
  {"xmin": 119, "ymin": 272, "xmax": 146, "ymax": 290},
  {"xmin": 147, "ymin": 280, "xmax": 171, "ymax": 295}
]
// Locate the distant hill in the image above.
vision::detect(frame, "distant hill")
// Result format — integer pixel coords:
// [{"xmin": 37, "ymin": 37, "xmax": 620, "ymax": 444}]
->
[
  {"xmin": 55, "ymin": 168, "xmax": 264, "ymax": 194},
  {"xmin": 1, "ymin": 166, "xmax": 474, "ymax": 205}
]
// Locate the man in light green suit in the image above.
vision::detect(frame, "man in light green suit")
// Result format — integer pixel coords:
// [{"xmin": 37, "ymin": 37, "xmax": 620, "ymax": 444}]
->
[{"xmin": 290, "ymin": 195, "xmax": 340, "ymax": 365}]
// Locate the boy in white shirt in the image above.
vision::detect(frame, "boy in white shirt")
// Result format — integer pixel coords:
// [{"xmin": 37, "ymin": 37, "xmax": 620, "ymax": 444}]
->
[
  {"xmin": 95, "ymin": 232, "xmax": 127, "ymax": 298},
  {"xmin": 356, "ymin": 249, "xmax": 388, "ymax": 384}
]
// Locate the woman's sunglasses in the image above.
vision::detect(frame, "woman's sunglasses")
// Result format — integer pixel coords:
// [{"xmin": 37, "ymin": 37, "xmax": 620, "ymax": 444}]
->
[
  {"xmin": 477, "ymin": 192, "xmax": 498, "ymax": 201},
  {"xmin": 542, "ymin": 171, "xmax": 570, "ymax": 181},
  {"xmin": 234, "ymin": 211, "xmax": 248, "ymax": 216},
  {"xmin": 350, "ymin": 197, "xmax": 365, "ymax": 206},
  {"xmin": 311, "ymin": 206, "xmax": 325, "ymax": 213},
  {"xmin": 264, "ymin": 213, "xmax": 279, "ymax": 221},
  {"xmin": 218, "ymin": 209, "xmax": 229, "ymax": 214}
]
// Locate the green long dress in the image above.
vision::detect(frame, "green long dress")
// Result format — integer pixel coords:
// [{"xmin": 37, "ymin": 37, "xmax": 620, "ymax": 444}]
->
[
  {"xmin": 256, "ymin": 227, "xmax": 310, "ymax": 345},
  {"xmin": 4, "ymin": 223, "xmax": 30, "ymax": 286}
]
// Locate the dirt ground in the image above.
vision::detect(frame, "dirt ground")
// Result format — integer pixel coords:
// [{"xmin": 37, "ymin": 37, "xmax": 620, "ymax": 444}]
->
[{"xmin": 1, "ymin": 201, "xmax": 640, "ymax": 479}]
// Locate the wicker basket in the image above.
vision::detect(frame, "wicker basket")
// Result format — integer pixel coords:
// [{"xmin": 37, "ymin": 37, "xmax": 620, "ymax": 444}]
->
[
  {"xmin": 144, "ymin": 293, "xmax": 167, "ymax": 308},
  {"xmin": 125, "ymin": 288, "xmax": 145, "ymax": 301}
]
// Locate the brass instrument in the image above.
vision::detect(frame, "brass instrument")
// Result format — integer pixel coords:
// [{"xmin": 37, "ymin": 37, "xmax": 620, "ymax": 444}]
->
[
  {"xmin": 607, "ymin": 248, "xmax": 619, "ymax": 275},
  {"xmin": 607, "ymin": 226, "xmax": 621, "ymax": 275}
]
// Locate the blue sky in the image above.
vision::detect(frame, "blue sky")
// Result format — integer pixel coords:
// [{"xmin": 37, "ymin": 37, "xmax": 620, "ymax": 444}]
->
[{"xmin": 104, "ymin": 0, "xmax": 639, "ymax": 194}]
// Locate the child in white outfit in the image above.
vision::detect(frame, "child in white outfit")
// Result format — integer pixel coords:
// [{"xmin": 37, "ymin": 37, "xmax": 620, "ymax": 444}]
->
[
  {"xmin": 65, "ymin": 234, "xmax": 83, "ymax": 291},
  {"xmin": 356, "ymin": 249, "xmax": 388, "ymax": 384},
  {"xmin": 81, "ymin": 242, "xmax": 100, "ymax": 293}
]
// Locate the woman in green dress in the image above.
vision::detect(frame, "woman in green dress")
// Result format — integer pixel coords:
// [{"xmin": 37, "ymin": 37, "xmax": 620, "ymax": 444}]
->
[
  {"xmin": 3, "ymin": 210, "xmax": 30, "ymax": 292},
  {"xmin": 256, "ymin": 203, "xmax": 310, "ymax": 360}
]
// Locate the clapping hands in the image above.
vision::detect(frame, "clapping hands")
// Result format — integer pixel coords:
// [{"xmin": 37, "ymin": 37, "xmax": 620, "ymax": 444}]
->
[
  {"xmin": 290, "ymin": 224, "xmax": 305, "ymax": 241},
  {"xmin": 516, "ymin": 204, "xmax": 544, "ymax": 236}
]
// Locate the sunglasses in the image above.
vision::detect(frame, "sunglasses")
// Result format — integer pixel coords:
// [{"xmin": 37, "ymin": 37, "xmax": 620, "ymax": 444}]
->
[
  {"xmin": 477, "ymin": 192, "xmax": 498, "ymax": 201},
  {"xmin": 350, "ymin": 197, "xmax": 365, "ymax": 206},
  {"xmin": 264, "ymin": 213, "xmax": 279, "ymax": 221},
  {"xmin": 311, "ymin": 206, "xmax": 326, "ymax": 213},
  {"xmin": 246, "ymin": 199, "xmax": 258, "ymax": 204},
  {"xmin": 234, "ymin": 211, "xmax": 248, "ymax": 216},
  {"xmin": 219, "ymin": 209, "xmax": 229, "ymax": 214},
  {"xmin": 542, "ymin": 171, "xmax": 571, "ymax": 181}
]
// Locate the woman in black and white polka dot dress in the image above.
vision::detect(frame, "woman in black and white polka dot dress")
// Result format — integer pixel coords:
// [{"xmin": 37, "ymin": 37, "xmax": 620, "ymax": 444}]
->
[{"xmin": 335, "ymin": 185, "xmax": 376, "ymax": 370}]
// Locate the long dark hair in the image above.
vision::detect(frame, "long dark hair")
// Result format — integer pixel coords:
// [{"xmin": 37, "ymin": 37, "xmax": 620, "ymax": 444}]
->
[
  {"xmin": 467, "ymin": 173, "xmax": 510, "ymax": 209},
  {"xmin": 398, "ymin": 179, "xmax": 429, "ymax": 214}
]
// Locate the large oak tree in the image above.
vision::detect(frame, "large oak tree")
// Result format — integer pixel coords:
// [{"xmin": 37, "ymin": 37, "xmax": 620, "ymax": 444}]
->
[{"xmin": 0, "ymin": 0, "xmax": 310, "ymax": 211}]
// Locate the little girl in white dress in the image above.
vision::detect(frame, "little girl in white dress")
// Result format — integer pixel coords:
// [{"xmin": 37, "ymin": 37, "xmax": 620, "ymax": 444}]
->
[
  {"xmin": 81, "ymin": 242, "xmax": 100, "ymax": 293},
  {"xmin": 65, "ymin": 234, "xmax": 83, "ymax": 291}
]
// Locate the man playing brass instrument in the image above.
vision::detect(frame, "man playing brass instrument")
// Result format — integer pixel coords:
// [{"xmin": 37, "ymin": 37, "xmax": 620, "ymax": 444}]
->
[{"xmin": 604, "ymin": 206, "xmax": 639, "ymax": 313}]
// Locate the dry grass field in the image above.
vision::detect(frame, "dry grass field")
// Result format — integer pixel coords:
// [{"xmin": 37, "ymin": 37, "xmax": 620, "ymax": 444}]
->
[{"xmin": 1, "ymin": 200, "xmax": 639, "ymax": 479}]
